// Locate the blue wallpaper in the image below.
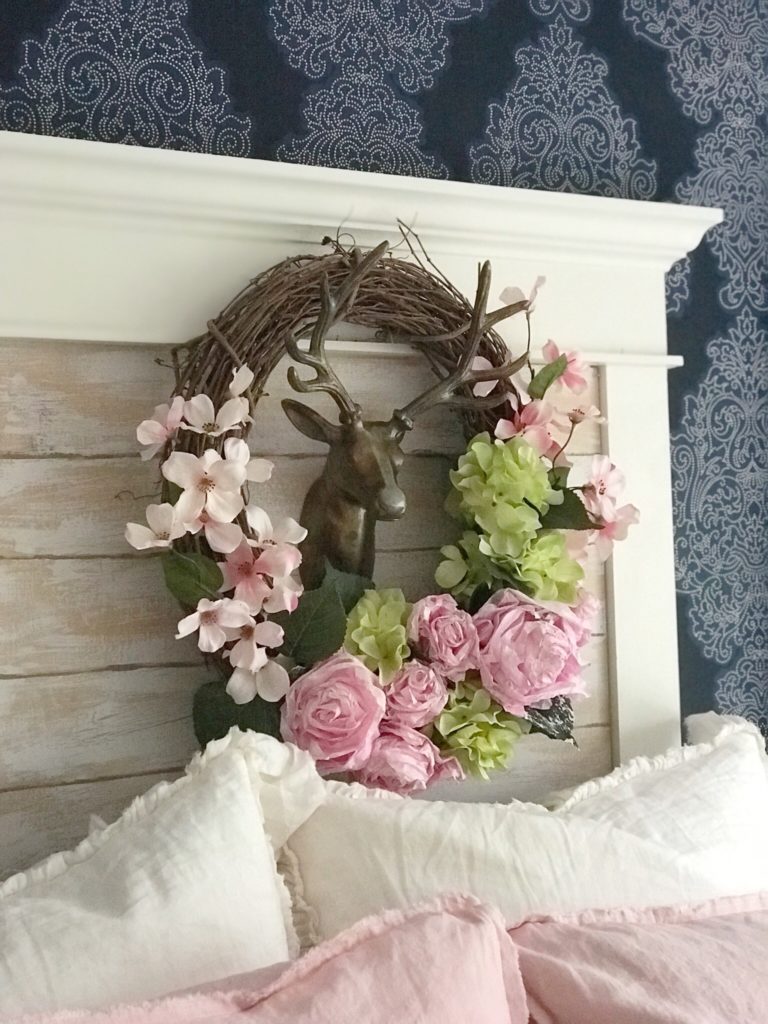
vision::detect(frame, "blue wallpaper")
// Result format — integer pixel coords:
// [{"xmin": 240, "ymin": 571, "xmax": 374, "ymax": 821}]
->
[{"xmin": 1, "ymin": 0, "xmax": 765, "ymax": 733}]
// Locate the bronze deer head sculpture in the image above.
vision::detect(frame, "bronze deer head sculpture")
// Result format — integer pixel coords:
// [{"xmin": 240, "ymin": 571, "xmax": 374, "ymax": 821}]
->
[{"xmin": 282, "ymin": 244, "xmax": 528, "ymax": 589}]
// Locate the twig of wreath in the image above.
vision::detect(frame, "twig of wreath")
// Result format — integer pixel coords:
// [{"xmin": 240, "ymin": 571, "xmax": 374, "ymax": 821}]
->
[{"xmin": 127, "ymin": 227, "xmax": 635, "ymax": 792}]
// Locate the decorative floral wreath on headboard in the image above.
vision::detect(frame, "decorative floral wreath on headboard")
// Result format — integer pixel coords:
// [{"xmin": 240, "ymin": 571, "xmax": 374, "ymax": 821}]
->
[{"xmin": 125, "ymin": 229, "xmax": 638, "ymax": 795}]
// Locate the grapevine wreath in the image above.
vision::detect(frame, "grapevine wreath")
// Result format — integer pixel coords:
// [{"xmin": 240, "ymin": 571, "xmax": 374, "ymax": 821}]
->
[{"xmin": 125, "ymin": 229, "xmax": 637, "ymax": 794}]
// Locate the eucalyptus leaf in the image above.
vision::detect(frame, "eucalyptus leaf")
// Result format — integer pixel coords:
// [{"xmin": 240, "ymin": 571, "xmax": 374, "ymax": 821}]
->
[
  {"xmin": 539, "ymin": 488, "xmax": 597, "ymax": 531},
  {"xmin": 193, "ymin": 680, "xmax": 281, "ymax": 748},
  {"xmin": 528, "ymin": 354, "xmax": 568, "ymax": 400},
  {"xmin": 162, "ymin": 550, "xmax": 223, "ymax": 608},
  {"xmin": 525, "ymin": 696, "xmax": 575, "ymax": 743}
]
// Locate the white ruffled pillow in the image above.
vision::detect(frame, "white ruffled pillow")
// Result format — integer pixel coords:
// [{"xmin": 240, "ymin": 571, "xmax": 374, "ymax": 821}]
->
[
  {"xmin": 280, "ymin": 722, "xmax": 768, "ymax": 945},
  {"xmin": 0, "ymin": 730, "xmax": 325, "ymax": 1017}
]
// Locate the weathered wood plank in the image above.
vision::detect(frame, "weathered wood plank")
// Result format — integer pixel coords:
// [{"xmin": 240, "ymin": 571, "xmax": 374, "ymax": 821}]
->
[
  {"xmin": 0, "ymin": 666, "xmax": 205, "ymax": 789},
  {"xmin": 0, "ymin": 340, "xmax": 601, "ymax": 458},
  {"xmin": 0, "ymin": 635, "xmax": 608, "ymax": 791},
  {"xmin": 0, "ymin": 558, "xmax": 197, "ymax": 676},
  {"xmin": 0, "ymin": 454, "xmax": 455, "ymax": 558},
  {"xmin": 0, "ymin": 451, "xmax": 608, "ymax": 561},
  {"xmin": 421, "ymin": 724, "xmax": 612, "ymax": 805},
  {"xmin": 0, "ymin": 547, "xmax": 605, "ymax": 677},
  {"xmin": 0, "ymin": 772, "xmax": 176, "ymax": 881}
]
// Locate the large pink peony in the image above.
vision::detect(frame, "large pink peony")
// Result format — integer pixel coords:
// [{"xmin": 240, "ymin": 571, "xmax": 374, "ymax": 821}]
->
[
  {"xmin": 408, "ymin": 594, "xmax": 479, "ymax": 681},
  {"xmin": 281, "ymin": 652, "xmax": 385, "ymax": 774},
  {"xmin": 474, "ymin": 589, "xmax": 591, "ymax": 715},
  {"xmin": 385, "ymin": 661, "xmax": 449, "ymax": 729},
  {"xmin": 354, "ymin": 723, "xmax": 463, "ymax": 795}
]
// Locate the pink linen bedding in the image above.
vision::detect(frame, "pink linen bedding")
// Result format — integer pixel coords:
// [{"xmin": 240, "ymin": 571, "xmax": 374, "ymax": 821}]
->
[{"xmin": 12, "ymin": 892, "xmax": 768, "ymax": 1024}]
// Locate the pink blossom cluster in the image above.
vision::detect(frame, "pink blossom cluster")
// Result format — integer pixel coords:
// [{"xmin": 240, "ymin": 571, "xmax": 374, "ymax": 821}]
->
[
  {"xmin": 125, "ymin": 365, "xmax": 306, "ymax": 705},
  {"xmin": 280, "ymin": 589, "xmax": 597, "ymax": 796}
]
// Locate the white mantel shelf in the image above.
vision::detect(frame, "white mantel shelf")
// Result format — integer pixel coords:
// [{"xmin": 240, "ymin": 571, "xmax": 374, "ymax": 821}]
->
[
  {"xmin": 0, "ymin": 131, "xmax": 721, "ymax": 346},
  {"xmin": 0, "ymin": 128, "xmax": 725, "ymax": 777}
]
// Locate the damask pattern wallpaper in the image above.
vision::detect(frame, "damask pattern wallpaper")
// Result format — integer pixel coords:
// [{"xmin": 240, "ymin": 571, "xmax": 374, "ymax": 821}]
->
[{"xmin": 0, "ymin": 0, "xmax": 765, "ymax": 732}]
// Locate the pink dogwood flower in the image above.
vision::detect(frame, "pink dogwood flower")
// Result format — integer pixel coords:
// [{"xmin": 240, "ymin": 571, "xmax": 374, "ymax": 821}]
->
[
  {"xmin": 219, "ymin": 541, "xmax": 272, "ymax": 610},
  {"xmin": 125, "ymin": 502, "xmax": 185, "ymax": 550},
  {"xmin": 176, "ymin": 597, "xmax": 252, "ymax": 653},
  {"xmin": 162, "ymin": 449, "xmax": 245, "ymax": 524},
  {"xmin": 494, "ymin": 400, "xmax": 564, "ymax": 459},
  {"xmin": 592, "ymin": 503, "xmax": 640, "ymax": 561},
  {"xmin": 581, "ymin": 455, "xmax": 627, "ymax": 520},
  {"xmin": 136, "ymin": 396, "xmax": 185, "ymax": 460},
  {"xmin": 219, "ymin": 540, "xmax": 303, "ymax": 613},
  {"xmin": 226, "ymin": 660, "xmax": 291, "ymax": 705},
  {"xmin": 542, "ymin": 340, "xmax": 588, "ymax": 394},
  {"xmin": 183, "ymin": 393, "xmax": 249, "ymax": 437}
]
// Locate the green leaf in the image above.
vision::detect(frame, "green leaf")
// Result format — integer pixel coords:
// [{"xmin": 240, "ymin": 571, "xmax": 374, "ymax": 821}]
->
[
  {"xmin": 193, "ymin": 680, "xmax": 281, "ymax": 748},
  {"xmin": 525, "ymin": 696, "xmax": 575, "ymax": 743},
  {"xmin": 548, "ymin": 465, "xmax": 570, "ymax": 490},
  {"xmin": 539, "ymin": 488, "xmax": 597, "ymax": 531},
  {"xmin": 162, "ymin": 550, "xmax": 223, "ymax": 607},
  {"xmin": 528, "ymin": 354, "xmax": 568, "ymax": 400},
  {"xmin": 322, "ymin": 562, "xmax": 373, "ymax": 613},
  {"xmin": 272, "ymin": 584, "xmax": 346, "ymax": 669}
]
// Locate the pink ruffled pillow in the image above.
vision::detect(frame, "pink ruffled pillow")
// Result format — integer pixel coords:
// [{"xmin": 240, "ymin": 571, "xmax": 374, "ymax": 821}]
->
[
  {"xmin": 16, "ymin": 895, "xmax": 527, "ymax": 1024},
  {"xmin": 509, "ymin": 891, "xmax": 768, "ymax": 1024}
]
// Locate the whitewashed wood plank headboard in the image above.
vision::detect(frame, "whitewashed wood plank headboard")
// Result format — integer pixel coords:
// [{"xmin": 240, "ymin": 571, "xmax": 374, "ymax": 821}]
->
[{"xmin": 0, "ymin": 132, "xmax": 720, "ymax": 877}]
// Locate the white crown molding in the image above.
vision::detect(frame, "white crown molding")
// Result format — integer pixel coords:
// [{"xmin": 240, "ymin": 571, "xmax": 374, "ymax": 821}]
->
[{"xmin": 0, "ymin": 131, "xmax": 720, "ymax": 345}]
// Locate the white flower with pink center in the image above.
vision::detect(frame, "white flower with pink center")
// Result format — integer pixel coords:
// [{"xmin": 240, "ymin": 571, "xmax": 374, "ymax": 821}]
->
[
  {"xmin": 229, "ymin": 365, "xmax": 255, "ymax": 398},
  {"xmin": 542, "ymin": 339, "xmax": 588, "ymax": 395},
  {"xmin": 175, "ymin": 598, "xmax": 252, "ymax": 653},
  {"xmin": 182, "ymin": 393, "xmax": 249, "ymax": 437},
  {"xmin": 225, "ymin": 618, "xmax": 284, "ymax": 673},
  {"xmin": 499, "ymin": 274, "xmax": 546, "ymax": 313},
  {"xmin": 245, "ymin": 506, "xmax": 306, "ymax": 578},
  {"xmin": 136, "ymin": 396, "xmax": 185, "ymax": 460},
  {"xmin": 162, "ymin": 449, "xmax": 246, "ymax": 524},
  {"xmin": 226, "ymin": 660, "xmax": 291, "ymax": 705},
  {"xmin": 125, "ymin": 503, "xmax": 185, "ymax": 550},
  {"xmin": 223, "ymin": 437, "xmax": 273, "ymax": 484},
  {"xmin": 184, "ymin": 509, "xmax": 243, "ymax": 554}
]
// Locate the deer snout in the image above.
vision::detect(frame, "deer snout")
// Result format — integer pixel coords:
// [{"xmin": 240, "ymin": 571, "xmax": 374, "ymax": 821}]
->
[{"xmin": 375, "ymin": 487, "xmax": 406, "ymax": 520}]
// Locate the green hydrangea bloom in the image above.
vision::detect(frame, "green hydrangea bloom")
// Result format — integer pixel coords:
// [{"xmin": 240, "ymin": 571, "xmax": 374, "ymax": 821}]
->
[
  {"xmin": 433, "ymin": 679, "xmax": 529, "ymax": 779},
  {"xmin": 435, "ymin": 531, "xmax": 510, "ymax": 606},
  {"xmin": 344, "ymin": 588, "xmax": 411, "ymax": 682},
  {"xmin": 514, "ymin": 531, "xmax": 584, "ymax": 604},
  {"xmin": 449, "ymin": 434, "xmax": 561, "ymax": 562}
]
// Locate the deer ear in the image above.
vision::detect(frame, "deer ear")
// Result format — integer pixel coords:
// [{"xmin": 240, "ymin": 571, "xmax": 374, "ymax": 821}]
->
[{"xmin": 282, "ymin": 399, "xmax": 342, "ymax": 445}]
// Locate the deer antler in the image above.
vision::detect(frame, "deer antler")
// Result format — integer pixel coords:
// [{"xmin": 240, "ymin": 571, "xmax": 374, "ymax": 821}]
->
[
  {"xmin": 389, "ymin": 261, "xmax": 528, "ymax": 434},
  {"xmin": 286, "ymin": 241, "xmax": 389, "ymax": 422}
]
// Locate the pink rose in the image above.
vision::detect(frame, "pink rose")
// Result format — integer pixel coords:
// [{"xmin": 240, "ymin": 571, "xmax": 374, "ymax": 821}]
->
[
  {"xmin": 408, "ymin": 594, "xmax": 479, "ymax": 681},
  {"xmin": 281, "ymin": 652, "xmax": 385, "ymax": 774},
  {"xmin": 474, "ymin": 589, "xmax": 591, "ymax": 715},
  {"xmin": 354, "ymin": 723, "xmax": 464, "ymax": 795},
  {"xmin": 385, "ymin": 661, "xmax": 449, "ymax": 728}
]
